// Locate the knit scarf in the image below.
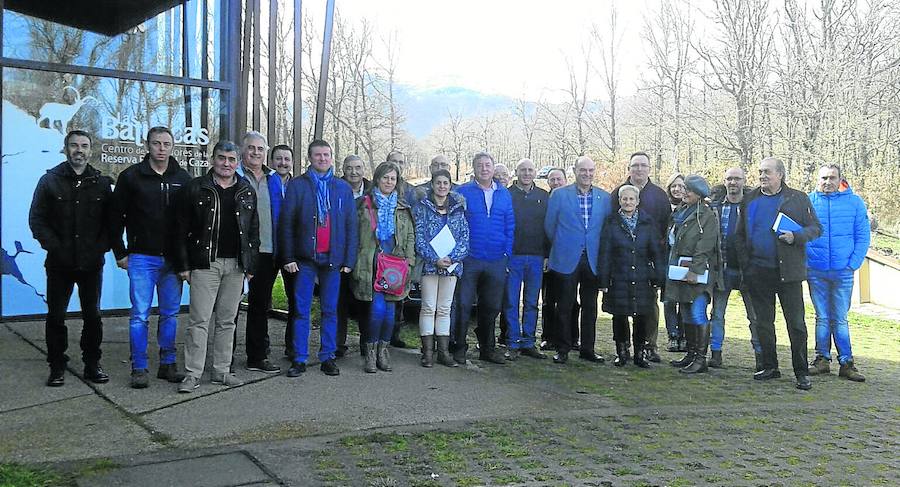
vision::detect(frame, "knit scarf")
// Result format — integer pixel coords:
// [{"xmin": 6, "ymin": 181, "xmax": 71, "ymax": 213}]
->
[
  {"xmin": 310, "ymin": 167, "xmax": 333, "ymax": 224},
  {"xmin": 619, "ymin": 209, "xmax": 639, "ymax": 237},
  {"xmin": 373, "ymin": 190, "xmax": 397, "ymax": 242}
]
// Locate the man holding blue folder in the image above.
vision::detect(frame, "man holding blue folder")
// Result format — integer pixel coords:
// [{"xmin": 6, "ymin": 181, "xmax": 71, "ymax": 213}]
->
[{"xmin": 734, "ymin": 157, "xmax": 821, "ymax": 390}]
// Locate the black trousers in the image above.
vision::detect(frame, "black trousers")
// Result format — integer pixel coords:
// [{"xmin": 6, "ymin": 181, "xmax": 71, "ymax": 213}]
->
[
  {"xmin": 612, "ymin": 314, "xmax": 647, "ymax": 349},
  {"xmin": 745, "ymin": 266, "xmax": 809, "ymax": 376},
  {"xmin": 540, "ymin": 271, "xmax": 579, "ymax": 346},
  {"xmin": 246, "ymin": 253, "xmax": 278, "ymax": 362},
  {"xmin": 45, "ymin": 267, "xmax": 103, "ymax": 369},
  {"xmin": 336, "ymin": 271, "xmax": 366, "ymax": 350},
  {"xmin": 555, "ymin": 254, "xmax": 599, "ymax": 355}
]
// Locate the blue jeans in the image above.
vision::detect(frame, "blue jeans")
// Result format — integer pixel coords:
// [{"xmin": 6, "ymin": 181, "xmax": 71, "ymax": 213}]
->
[
  {"xmin": 291, "ymin": 256, "xmax": 340, "ymax": 363},
  {"xmin": 710, "ymin": 270, "xmax": 761, "ymax": 353},
  {"xmin": 807, "ymin": 268, "xmax": 855, "ymax": 364},
  {"xmin": 128, "ymin": 254, "xmax": 183, "ymax": 370},
  {"xmin": 368, "ymin": 292, "xmax": 396, "ymax": 343},
  {"xmin": 504, "ymin": 254, "xmax": 544, "ymax": 349},
  {"xmin": 680, "ymin": 292, "xmax": 710, "ymax": 326}
]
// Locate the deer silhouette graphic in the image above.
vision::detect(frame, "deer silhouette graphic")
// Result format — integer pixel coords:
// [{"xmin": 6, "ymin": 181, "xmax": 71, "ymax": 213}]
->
[
  {"xmin": 36, "ymin": 86, "xmax": 97, "ymax": 135},
  {"xmin": 1, "ymin": 241, "xmax": 46, "ymax": 303}
]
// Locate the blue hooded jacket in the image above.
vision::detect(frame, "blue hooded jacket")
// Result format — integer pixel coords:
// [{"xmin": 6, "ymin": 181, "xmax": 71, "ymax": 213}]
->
[
  {"xmin": 807, "ymin": 185, "xmax": 870, "ymax": 272},
  {"xmin": 455, "ymin": 181, "xmax": 515, "ymax": 261}
]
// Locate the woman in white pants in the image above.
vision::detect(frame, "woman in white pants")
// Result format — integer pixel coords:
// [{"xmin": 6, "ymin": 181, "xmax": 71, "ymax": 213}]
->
[{"xmin": 412, "ymin": 170, "xmax": 469, "ymax": 367}]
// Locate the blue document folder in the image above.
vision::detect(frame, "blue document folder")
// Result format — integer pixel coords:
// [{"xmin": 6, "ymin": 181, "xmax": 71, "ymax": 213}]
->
[{"xmin": 772, "ymin": 212, "xmax": 802, "ymax": 234}]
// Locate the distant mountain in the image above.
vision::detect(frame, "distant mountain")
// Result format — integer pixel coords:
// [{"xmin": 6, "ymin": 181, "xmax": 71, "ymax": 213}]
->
[{"xmin": 395, "ymin": 85, "xmax": 516, "ymax": 138}]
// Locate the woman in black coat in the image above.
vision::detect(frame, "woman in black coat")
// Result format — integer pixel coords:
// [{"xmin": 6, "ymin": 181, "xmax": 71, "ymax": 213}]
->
[{"xmin": 598, "ymin": 185, "xmax": 666, "ymax": 367}]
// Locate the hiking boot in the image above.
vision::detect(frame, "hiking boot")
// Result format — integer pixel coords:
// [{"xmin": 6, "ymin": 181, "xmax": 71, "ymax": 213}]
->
[
  {"xmin": 246, "ymin": 359, "xmax": 281, "ymax": 374},
  {"xmin": 178, "ymin": 375, "xmax": 200, "ymax": 393},
  {"xmin": 157, "ymin": 363, "xmax": 185, "ymax": 383},
  {"xmin": 667, "ymin": 336, "xmax": 680, "ymax": 352},
  {"xmin": 808, "ymin": 356, "xmax": 831, "ymax": 375},
  {"xmin": 552, "ymin": 352, "xmax": 568, "ymax": 364},
  {"xmin": 479, "ymin": 349, "xmax": 507, "ymax": 365},
  {"xmin": 644, "ymin": 348, "xmax": 661, "ymax": 363},
  {"xmin": 839, "ymin": 361, "xmax": 865, "ymax": 382},
  {"xmin": 520, "ymin": 347, "xmax": 546, "ymax": 359},
  {"xmin": 211, "ymin": 372, "xmax": 244, "ymax": 387},
  {"xmin": 287, "ymin": 362, "xmax": 306, "ymax": 377},
  {"xmin": 47, "ymin": 367, "xmax": 65, "ymax": 387},
  {"xmin": 504, "ymin": 349, "xmax": 520, "ymax": 361},
  {"xmin": 613, "ymin": 342, "xmax": 629, "ymax": 367},
  {"xmin": 131, "ymin": 369, "xmax": 150, "ymax": 389},
  {"xmin": 84, "ymin": 363, "xmax": 110, "ymax": 384},
  {"xmin": 708, "ymin": 350, "xmax": 723, "ymax": 368},
  {"xmin": 321, "ymin": 359, "xmax": 340, "ymax": 376},
  {"xmin": 364, "ymin": 347, "xmax": 377, "ymax": 373},
  {"xmin": 678, "ymin": 337, "xmax": 688, "ymax": 352}
]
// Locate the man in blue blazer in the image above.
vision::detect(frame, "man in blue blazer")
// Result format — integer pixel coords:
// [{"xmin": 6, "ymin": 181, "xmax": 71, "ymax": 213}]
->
[{"xmin": 545, "ymin": 156, "xmax": 611, "ymax": 363}]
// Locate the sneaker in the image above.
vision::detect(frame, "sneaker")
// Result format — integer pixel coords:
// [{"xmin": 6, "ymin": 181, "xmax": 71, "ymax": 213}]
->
[
  {"xmin": 838, "ymin": 361, "xmax": 866, "ymax": 382},
  {"xmin": 84, "ymin": 363, "xmax": 110, "ymax": 384},
  {"xmin": 46, "ymin": 368, "xmax": 65, "ymax": 387},
  {"xmin": 504, "ymin": 349, "xmax": 519, "ymax": 361},
  {"xmin": 156, "ymin": 364, "xmax": 185, "ymax": 383},
  {"xmin": 539, "ymin": 340, "xmax": 557, "ymax": 351},
  {"xmin": 666, "ymin": 336, "xmax": 680, "ymax": 352},
  {"xmin": 131, "ymin": 369, "xmax": 150, "ymax": 389},
  {"xmin": 320, "ymin": 359, "xmax": 340, "ymax": 376},
  {"xmin": 246, "ymin": 359, "xmax": 281, "ymax": 374},
  {"xmin": 211, "ymin": 372, "xmax": 244, "ymax": 387},
  {"xmin": 808, "ymin": 356, "xmax": 831, "ymax": 375},
  {"xmin": 579, "ymin": 352, "xmax": 606, "ymax": 363},
  {"xmin": 178, "ymin": 375, "xmax": 200, "ymax": 393},
  {"xmin": 287, "ymin": 362, "xmax": 306, "ymax": 378}
]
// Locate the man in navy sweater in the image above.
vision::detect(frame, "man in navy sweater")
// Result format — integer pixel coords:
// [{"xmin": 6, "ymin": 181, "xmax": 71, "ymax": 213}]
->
[{"xmin": 453, "ymin": 152, "xmax": 515, "ymax": 365}]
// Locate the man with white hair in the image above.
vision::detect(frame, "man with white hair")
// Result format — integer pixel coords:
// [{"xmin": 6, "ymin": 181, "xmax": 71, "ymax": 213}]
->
[{"xmin": 504, "ymin": 159, "xmax": 549, "ymax": 359}]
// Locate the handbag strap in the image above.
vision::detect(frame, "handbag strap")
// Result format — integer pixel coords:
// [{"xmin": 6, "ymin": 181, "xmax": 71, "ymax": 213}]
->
[{"xmin": 365, "ymin": 195, "xmax": 384, "ymax": 253}]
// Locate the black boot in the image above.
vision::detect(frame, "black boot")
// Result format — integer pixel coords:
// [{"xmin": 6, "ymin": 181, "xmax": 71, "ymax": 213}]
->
[
  {"xmin": 681, "ymin": 324, "xmax": 709, "ymax": 374},
  {"xmin": 670, "ymin": 325, "xmax": 695, "ymax": 367},
  {"xmin": 633, "ymin": 344, "xmax": 650, "ymax": 368},
  {"xmin": 613, "ymin": 342, "xmax": 629, "ymax": 367},
  {"xmin": 708, "ymin": 350, "xmax": 723, "ymax": 368}
]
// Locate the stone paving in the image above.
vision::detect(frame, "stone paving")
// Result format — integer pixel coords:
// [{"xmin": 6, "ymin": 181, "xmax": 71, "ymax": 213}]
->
[{"xmin": 1, "ymin": 296, "xmax": 898, "ymax": 486}]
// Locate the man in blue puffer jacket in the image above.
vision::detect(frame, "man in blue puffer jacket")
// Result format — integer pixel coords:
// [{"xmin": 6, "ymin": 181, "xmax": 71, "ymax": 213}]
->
[
  {"xmin": 806, "ymin": 164, "xmax": 870, "ymax": 382},
  {"xmin": 453, "ymin": 151, "xmax": 515, "ymax": 365}
]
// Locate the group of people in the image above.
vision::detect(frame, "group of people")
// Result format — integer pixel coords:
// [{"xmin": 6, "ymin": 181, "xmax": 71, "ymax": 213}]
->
[{"xmin": 29, "ymin": 128, "xmax": 870, "ymax": 394}]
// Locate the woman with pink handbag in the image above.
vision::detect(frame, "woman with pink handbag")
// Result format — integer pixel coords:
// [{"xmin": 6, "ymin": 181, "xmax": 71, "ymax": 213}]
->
[{"xmin": 351, "ymin": 162, "xmax": 416, "ymax": 373}]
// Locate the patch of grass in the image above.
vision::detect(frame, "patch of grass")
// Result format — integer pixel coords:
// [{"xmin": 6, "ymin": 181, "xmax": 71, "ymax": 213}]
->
[
  {"xmin": 453, "ymin": 475, "xmax": 482, "ymax": 487},
  {"xmin": 75, "ymin": 459, "xmax": 118, "ymax": 478},
  {"xmin": 315, "ymin": 458, "xmax": 344, "ymax": 470},
  {"xmin": 518, "ymin": 460, "xmax": 545, "ymax": 470},
  {"xmin": 490, "ymin": 473, "xmax": 524, "ymax": 485},
  {"xmin": 319, "ymin": 470, "xmax": 349, "ymax": 482},
  {"xmin": 0, "ymin": 464, "xmax": 63, "ymax": 487}
]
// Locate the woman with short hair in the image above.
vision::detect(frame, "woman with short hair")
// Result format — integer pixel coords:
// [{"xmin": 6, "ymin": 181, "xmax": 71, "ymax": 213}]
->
[
  {"xmin": 663, "ymin": 172, "xmax": 687, "ymax": 353},
  {"xmin": 598, "ymin": 185, "xmax": 666, "ymax": 367}
]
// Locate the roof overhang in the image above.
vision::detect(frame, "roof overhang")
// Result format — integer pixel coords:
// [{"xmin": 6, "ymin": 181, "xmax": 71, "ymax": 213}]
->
[{"xmin": 5, "ymin": 0, "xmax": 186, "ymax": 36}]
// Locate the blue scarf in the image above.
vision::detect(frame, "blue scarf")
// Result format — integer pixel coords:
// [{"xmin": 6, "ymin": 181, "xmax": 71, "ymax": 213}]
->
[
  {"xmin": 310, "ymin": 168, "xmax": 333, "ymax": 223},
  {"xmin": 619, "ymin": 209, "xmax": 639, "ymax": 237},
  {"xmin": 373, "ymin": 190, "xmax": 397, "ymax": 242}
]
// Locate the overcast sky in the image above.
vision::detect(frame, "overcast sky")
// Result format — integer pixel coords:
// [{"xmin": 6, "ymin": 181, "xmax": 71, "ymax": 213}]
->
[{"xmin": 304, "ymin": 0, "xmax": 652, "ymax": 102}]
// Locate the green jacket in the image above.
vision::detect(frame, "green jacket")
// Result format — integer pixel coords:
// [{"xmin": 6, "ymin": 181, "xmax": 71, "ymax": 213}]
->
[
  {"xmin": 664, "ymin": 202, "xmax": 722, "ymax": 304},
  {"xmin": 351, "ymin": 194, "xmax": 416, "ymax": 302}
]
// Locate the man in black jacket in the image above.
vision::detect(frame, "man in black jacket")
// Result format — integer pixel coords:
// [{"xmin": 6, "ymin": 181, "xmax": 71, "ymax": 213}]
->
[
  {"xmin": 29, "ymin": 130, "xmax": 113, "ymax": 387},
  {"xmin": 174, "ymin": 141, "xmax": 259, "ymax": 393},
  {"xmin": 111, "ymin": 126, "xmax": 191, "ymax": 388},
  {"xmin": 610, "ymin": 152, "xmax": 671, "ymax": 362},
  {"xmin": 734, "ymin": 157, "xmax": 821, "ymax": 390},
  {"xmin": 504, "ymin": 158, "xmax": 549, "ymax": 360}
]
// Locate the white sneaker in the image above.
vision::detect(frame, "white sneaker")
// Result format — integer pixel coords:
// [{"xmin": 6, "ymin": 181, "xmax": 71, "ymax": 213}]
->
[
  {"xmin": 178, "ymin": 375, "xmax": 200, "ymax": 393},
  {"xmin": 211, "ymin": 373, "xmax": 244, "ymax": 387}
]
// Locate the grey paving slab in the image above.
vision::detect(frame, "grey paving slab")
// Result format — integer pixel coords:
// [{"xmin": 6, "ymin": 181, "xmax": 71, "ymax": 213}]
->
[
  {"xmin": 76, "ymin": 451, "xmax": 271, "ymax": 487},
  {"xmin": 142, "ymin": 348, "xmax": 598, "ymax": 449},
  {"xmin": 0, "ymin": 323, "xmax": 49, "ymax": 360},
  {"xmin": 0, "ymin": 358, "xmax": 94, "ymax": 413},
  {"xmin": 0, "ymin": 394, "xmax": 159, "ymax": 463}
]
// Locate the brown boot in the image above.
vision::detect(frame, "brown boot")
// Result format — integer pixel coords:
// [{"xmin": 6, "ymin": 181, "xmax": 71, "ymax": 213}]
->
[
  {"xmin": 808, "ymin": 356, "xmax": 831, "ymax": 375},
  {"xmin": 364, "ymin": 347, "xmax": 377, "ymax": 373},
  {"xmin": 435, "ymin": 336, "xmax": 458, "ymax": 367},
  {"xmin": 838, "ymin": 361, "xmax": 865, "ymax": 382},
  {"xmin": 420, "ymin": 335, "xmax": 434, "ymax": 368},
  {"xmin": 377, "ymin": 341, "xmax": 392, "ymax": 371}
]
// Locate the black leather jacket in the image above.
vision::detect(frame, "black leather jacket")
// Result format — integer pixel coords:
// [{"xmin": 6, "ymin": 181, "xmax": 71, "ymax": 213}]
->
[
  {"xmin": 174, "ymin": 171, "xmax": 259, "ymax": 274},
  {"xmin": 28, "ymin": 162, "xmax": 114, "ymax": 271}
]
